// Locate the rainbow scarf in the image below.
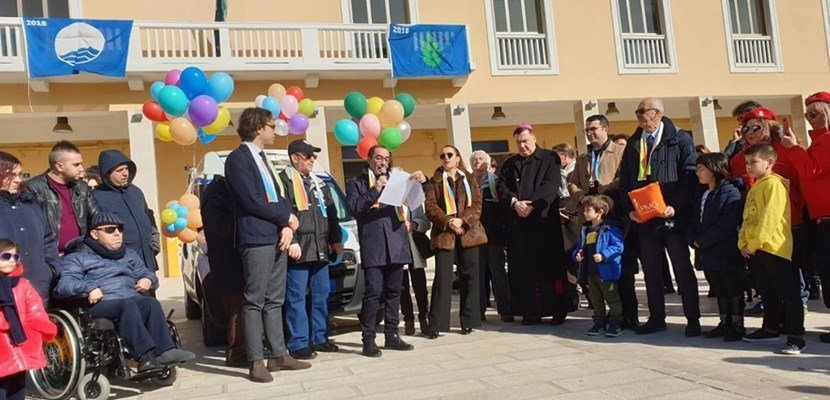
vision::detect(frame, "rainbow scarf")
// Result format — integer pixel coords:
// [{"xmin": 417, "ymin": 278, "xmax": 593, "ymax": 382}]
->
[
  {"xmin": 637, "ymin": 134, "xmax": 653, "ymax": 181},
  {"xmin": 367, "ymin": 170, "xmax": 405, "ymax": 221},
  {"xmin": 256, "ymin": 154, "xmax": 281, "ymax": 202},
  {"xmin": 442, "ymin": 170, "xmax": 472, "ymax": 216},
  {"xmin": 480, "ymin": 172, "xmax": 499, "ymax": 202},
  {"xmin": 284, "ymin": 166, "xmax": 326, "ymax": 216},
  {"xmin": 264, "ymin": 157, "xmax": 286, "ymax": 198}
]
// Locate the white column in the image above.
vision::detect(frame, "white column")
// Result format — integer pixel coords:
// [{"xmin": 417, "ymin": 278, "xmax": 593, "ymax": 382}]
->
[
  {"xmin": 573, "ymin": 99, "xmax": 598, "ymax": 154},
  {"xmin": 688, "ymin": 97, "xmax": 720, "ymax": 152},
  {"xmin": 126, "ymin": 110, "xmax": 163, "ymax": 274},
  {"xmin": 790, "ymin": 95, "xmax": 811, "ymax": 146},
  {"xmin": 306, "ymin": 106, "xmax": 331, "ymax": 172},
  {"xmin": 445, "ymin": 103, "xmax": 473, "ymax": 172}
]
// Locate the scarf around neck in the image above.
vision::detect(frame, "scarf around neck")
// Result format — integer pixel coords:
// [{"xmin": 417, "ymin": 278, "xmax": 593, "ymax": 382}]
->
[
  {"xmin": 442, "ymin": 169, "xmax": 471, "ymax": 215},
  {"xmin": 284, "ymin": 165, "xmax": 325, "ymax": 216},
  {"xmin": 0, "ymin": 273, "xmax": 24, "ymax": 346},
  {"xmin": 84, "ymin": 236, "xmax": 127, "ymax": 260}
]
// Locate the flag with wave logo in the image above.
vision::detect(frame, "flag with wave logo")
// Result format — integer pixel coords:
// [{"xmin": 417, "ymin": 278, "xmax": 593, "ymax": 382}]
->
[
  {"xmin": 23, "ymin": 18, "xmax": 133, "ymax": 78},
  {"xmin": 388, "ymin": 24, "xmax": 470, "ymax": 78}
]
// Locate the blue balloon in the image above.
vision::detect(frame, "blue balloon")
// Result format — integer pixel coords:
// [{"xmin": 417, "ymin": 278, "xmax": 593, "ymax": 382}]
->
[
  {"xmin": 179, "ymin": 66, "xmax": 208, "ymax": 100},
  {"xmin": 205, "ymin": 72, "xmax": 234, "ymax": 103},
  {"xmin": 174, "ymin": 217, "xmax": 187, "ymax": 230},
  {"xmin": 199, "ymin": 133, "xmax": 217, "ymax": 144},
  {"xmin": 175, "ymin": 205, "xmax": 189, "ymax": 218},
  {"xmin": 158, "ymin": 85, "xmax": 189, "ymax": 117},
  {"xmin": 150, "ymin": 81, "xmax": 165, "ymax": 101},
  {"xmin": 166, "ymin": 223, "xmax": 177, "ymax": 233},
  {"xmin": 334, "ymin": 119, "xmax": 360, "ymax": 146},
  {"xmin": 261, "ymin": 96, "xmax": 281, "ymax": 117}
]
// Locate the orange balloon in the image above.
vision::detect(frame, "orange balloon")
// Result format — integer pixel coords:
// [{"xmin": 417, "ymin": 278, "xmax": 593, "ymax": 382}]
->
[
  {"xmin": 187, "ymin": 209, "xmax": 203, "ymax": 230},
  {"xmin": 169, "ymin": 117, "xmax": 197, "ymax": 146},
  {"xmin": 178, "ymin": 193, "xmax": 200, "ymax": 209},
  {"xmin": 378, "ymin": 100, "xmax": 404, "ymax": 128},
  {"xmin": 178, "ymin": 228, "xmax": 198, "ymax": 243},
  {"xmin": 268, "ymin": 83, "xmax": 286, "ymax": 100}
]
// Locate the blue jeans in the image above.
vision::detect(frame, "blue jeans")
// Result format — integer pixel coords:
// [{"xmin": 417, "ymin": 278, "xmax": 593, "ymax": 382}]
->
[{"xmin": 285, "ymin": 261, "xmax": 330, "ymax": 352}]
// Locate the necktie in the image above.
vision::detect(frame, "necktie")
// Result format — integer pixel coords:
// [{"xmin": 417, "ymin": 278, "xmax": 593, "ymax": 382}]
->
[{"xmin": 646, "ymin": 134, "xmax": 656, "ymax": 158}]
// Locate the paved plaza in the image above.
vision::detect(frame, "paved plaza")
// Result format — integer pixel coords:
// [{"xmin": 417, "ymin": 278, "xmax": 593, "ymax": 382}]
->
[{"xmin": 102, "ymin": 271, "xmax": 830, "ymax": 400}]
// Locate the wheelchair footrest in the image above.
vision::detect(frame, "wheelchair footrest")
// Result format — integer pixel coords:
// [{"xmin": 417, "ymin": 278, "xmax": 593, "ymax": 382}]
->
[{"xmin": 128, "ymin": 368, "xmax": 168, "ymax": 381}]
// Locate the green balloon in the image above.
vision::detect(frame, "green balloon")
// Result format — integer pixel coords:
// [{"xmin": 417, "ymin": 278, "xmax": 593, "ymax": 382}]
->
[
  {"xmin": 395, "ymin": 93, "xmax": 416, "ymax": 118},
  {"xmin": 344, "ymin": 91, "xmax": 367, "ymax": 119},
  {"xmin": 378, "ymin": 127, "xmax": 402, "ymax": 151}
]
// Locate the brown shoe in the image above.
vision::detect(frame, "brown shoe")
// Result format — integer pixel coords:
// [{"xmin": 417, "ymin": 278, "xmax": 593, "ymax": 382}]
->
[
  {"xmin": 267, "ymin": 355, "xmax": 312, "ymax": 372},
  {"xmin": 249, "ymin": 361, "xmax": 273, "ymax": 383},
  {"xmin": 404, "ymin": 320, "xmax": 415, "ymax": 336}
]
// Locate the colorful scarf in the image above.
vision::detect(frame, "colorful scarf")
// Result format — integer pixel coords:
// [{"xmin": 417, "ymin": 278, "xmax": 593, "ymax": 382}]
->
[
  {"xmin": 637, "ymin": 134, "xmax": 653, "ymax": 181},
  {"xmin": 256, "ymin": 154, "xmax": 280, "ymax": 202},
  {"xmin": 442, "ymin": 170, "xmax": 471, "ymax": 216},
  {"xmin": 484, "ymin": 172, "xmax": 499, "ymax": 201},
  {"xmin": 284, "ymin": 166, "xmax": 326, "ymax": 217}
]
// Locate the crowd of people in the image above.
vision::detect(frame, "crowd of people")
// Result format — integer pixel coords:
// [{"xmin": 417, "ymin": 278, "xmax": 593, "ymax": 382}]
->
[{"xmin": 1, "ymin": 91, "xmax": 829, "ymax": 391}]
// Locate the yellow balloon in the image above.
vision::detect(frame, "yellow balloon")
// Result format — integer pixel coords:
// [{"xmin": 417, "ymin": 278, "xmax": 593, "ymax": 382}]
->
[
  {"xmin": 155, "ymin": 122, "xmax": 173, "ymax": 142},
  {"xmin": 169, "ymin": 118, "xmax": 197, "ymax": 146},
  {"xmin": 203, "ymin": 106, "xmax": 230, "ymax": 134},
  {"xmin": 367, "ymin": 97, "xmax": 384, "ymax": 115},
  {"xmin": 378, "ymin": 100, "xmax": 404, "ymax": 128},
  {"xmin": 268, "ymin": 83, "xmax": 286, "ymax": 100},
  {"xmin": 298, "ymin": 98, "xmax": 316, "ymax": 117}
]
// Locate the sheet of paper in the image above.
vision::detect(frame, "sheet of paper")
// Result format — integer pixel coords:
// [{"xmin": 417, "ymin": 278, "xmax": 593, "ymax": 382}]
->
[
  {"xmin": 404, "ymin": 179, "xmax": 425, "ymax": 208},
  {"xmin": 378, "ymin": 169, "xmax": 410, "ymax": 206}
]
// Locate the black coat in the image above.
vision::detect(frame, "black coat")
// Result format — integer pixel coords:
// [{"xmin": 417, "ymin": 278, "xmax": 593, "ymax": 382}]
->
[
  {"xmin": 93, "ymin": 150, "xmax": 159, "ymax": 272},
  {"xmin": 688, "ymin": 180, "xmax": 744, "ymax": 272},
  {"xmin": 224, "ymin": 144, "xmax": 292, "ymax": 247},
  {"xmin": 479, "ymin": 179, "xmax": 506, "ymax": 247},
  {"xmin": 27, "ymin": 172, "xmax": 100, "ymax": 243},
  {"xmin": 201, "ymin": 176, "xmax": 244, "ymax": 296},
  {"xmin": 497, "ymin": 148, "xmax": 562, "ymax": 220},
  {"xmin": 278, "ymin": 170, "xmax": 342, "ymax": 264},
  {"xmin": 619, "ymin": 117, "xmax": 698, "ymax": 232},
  {"xmin": 345, "ymin": 171, "xmax": 412, "ymax": 268},
  {"xmin": 0, "ymin": 191, "xmax": 59, "ymax": 303}
]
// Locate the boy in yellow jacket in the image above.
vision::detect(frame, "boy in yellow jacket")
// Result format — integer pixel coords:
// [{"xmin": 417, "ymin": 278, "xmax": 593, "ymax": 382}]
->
[{"xmin": 738, "ymin": 143, "xmax": 804, "ymax": 354}]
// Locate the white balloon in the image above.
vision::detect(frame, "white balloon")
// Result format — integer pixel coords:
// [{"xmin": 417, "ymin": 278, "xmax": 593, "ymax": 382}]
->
[
  {"xmin": 398, "ymin": 120, "xmax": 412, "ymax": 143},
  {"xmin": 275, "ymin": 119, "xmax": 290, "ymax": 136},
  {"xmin": 255, "ymin": 94, "xmax": 267, "ymax": 108}
]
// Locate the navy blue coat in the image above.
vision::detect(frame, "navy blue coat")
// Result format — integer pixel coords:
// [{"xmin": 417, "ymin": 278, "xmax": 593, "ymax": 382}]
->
[
  {"xmin": 345, "ymin": 171, "xmax": 413, "ymax": 268},
  {"xmin": 688, "ymin": 180, "xmax": 744, "ymax": 272},
  {"xmin": 224, "ymin": 144, "xmax": 292, "ymax": 247},
  {"xmin": 0, "ymin": 191, "xmax": 59, "ymax": 303},
  {"xmin": 55, "ymin": 239, "xmax": 159, "ymax": 300},
  {"xmin": 92, "ymin": 150, "xmax": 159, "ymax": 272}
]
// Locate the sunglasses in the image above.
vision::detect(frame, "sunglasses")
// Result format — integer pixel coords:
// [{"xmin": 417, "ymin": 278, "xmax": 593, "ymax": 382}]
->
[
  {"xmin": 741, "ymin": 124, "xmax": 764, "ymax": 135},
  {"xmin": 439, "ymin": 152, "xmax": 456, "ymax": 160},
  {"xmin": 301, "ymin": 153, "xmax": 318, "ymax": 160},
  {"xmin": 95, "ymin": 226, "xmax": 124, "ymax": 234},
  {"xmin": 0, "ymin": 252, "xmax": 20, "ymax": 262},
  {"xmin": 805, "ymin": 110, "xmax": 822, "ymax": 120}
]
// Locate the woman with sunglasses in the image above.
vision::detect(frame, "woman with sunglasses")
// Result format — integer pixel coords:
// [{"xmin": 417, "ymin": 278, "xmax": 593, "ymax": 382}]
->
[
  {"xmin": 424, "ymin": 145, "xmax": 487, "ymax": 338},
  {"xmin": 0, "ymin": 151, "xmax": 60, "ymax": 305}
]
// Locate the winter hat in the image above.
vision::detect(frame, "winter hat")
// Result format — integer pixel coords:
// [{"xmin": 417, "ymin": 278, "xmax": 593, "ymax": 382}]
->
[{"xmin": 89, "ymin": 212, "xmax": 124, "ymax": 232}]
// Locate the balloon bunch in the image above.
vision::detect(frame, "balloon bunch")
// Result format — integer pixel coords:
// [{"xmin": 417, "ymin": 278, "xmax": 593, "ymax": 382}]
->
[
  {"xmin": 160, "ymin": 193, "xmax": 203, "ymax": 243},
  {"xmin": 143, "ymin": 67, "xmax": 235, "ymax": 146},
  {"xmin": 253, "ymin": 84, "xmax": 316, "ymax": 137},
  {"xmin": 334, "ymin": 92, "xmax": 415, "ymax": 158}
]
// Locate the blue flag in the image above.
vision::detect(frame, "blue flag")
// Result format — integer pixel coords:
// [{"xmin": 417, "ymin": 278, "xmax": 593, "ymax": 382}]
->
[
  {"xmin": 23, "ymin": 18, "xmax": 133, "ymax": 79},
  {"xmin": 389, "ymin": 24, "xmax": 470, "ymax": 78}
]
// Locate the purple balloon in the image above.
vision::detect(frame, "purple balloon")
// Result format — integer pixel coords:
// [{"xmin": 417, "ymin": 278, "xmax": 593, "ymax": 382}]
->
[
  {"xmin": 288, "ymin": 114, "xmax": 309, "ymax": 134},
  {"xmin": 188, "ymin": 95, "xmax": 219, "ymax": 127}
]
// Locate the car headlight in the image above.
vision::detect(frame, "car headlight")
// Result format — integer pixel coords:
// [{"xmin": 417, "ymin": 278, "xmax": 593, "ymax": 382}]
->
[{"xmin": 343, "ymin": 249, "xmax": 357, "ymax": 266}]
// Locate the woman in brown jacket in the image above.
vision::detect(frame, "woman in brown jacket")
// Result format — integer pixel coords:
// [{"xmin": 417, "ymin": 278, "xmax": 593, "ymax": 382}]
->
[{"xmin": 424, "ymin": 145, "xmax": 487, "ymax": 338}]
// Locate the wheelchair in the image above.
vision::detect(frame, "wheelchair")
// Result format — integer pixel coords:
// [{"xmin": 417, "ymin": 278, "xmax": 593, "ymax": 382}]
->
[{"xmin": 28, "ymin": 296, "xmax": 182, "ymax": 400}]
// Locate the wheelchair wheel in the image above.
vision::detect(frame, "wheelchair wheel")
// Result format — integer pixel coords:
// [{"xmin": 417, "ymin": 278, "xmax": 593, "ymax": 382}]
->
[
  {"xmin": 77, "ymin": 372, "xmax": 110, "ymax": 400},
  {"xmin": 29, "ymin": 309, "xmax": 86, "ymax": 400},
  {"xmin": 150, "ymin": 367, "xmax": 177, "ymax": 386}
]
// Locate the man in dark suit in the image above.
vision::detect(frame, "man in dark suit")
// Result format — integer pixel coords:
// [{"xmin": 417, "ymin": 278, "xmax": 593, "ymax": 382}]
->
[
  {"xmin": 345, "ymin": 145, "xmax": 426, "ymax": 357},
  {"xmin": 224, "ymin": 108, "xmax": 308, "ymax": 383}
]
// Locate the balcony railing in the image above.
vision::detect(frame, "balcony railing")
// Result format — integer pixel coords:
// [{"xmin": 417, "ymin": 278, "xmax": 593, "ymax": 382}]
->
[
  {"xmin": 732, "ymin": 34, "xmax": 775, "ymax": 67},
  {"xmin": 621, "ymin": 33, "xmax": 670, "ymax": 68},
  {"xmin": 494, "ymin": 32, "xmax": 550, "ymax": 70},
  {"xmin": 0, "ymin": 18, "xmax": 22, "ymax": 72}
]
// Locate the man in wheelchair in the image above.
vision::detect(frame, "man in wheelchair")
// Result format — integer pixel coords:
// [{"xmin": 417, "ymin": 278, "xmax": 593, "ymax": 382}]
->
[{"xmin": 54, "ymin": 212, "xmax": 195, "ymax": 373}]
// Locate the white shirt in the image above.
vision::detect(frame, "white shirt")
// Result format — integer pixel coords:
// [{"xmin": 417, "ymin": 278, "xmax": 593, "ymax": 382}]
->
[{"xmin": 644, "ymin": 121, "xmax": 665, "ymax": 150}]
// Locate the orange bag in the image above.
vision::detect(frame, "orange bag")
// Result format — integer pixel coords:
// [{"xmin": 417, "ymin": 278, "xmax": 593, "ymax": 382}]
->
[{"xmin": 628, "ymin": 181, "xmax": 667, "ymax": 222}]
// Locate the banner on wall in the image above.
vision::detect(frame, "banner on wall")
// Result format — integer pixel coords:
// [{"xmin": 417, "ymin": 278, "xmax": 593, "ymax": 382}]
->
[
  {"xmin": 23, "ymin": 18, "xmax": 133, "ymax": 78},
  {"xmin": 388, "ymin": 24, "xmax": 471, "ymax": 78}
]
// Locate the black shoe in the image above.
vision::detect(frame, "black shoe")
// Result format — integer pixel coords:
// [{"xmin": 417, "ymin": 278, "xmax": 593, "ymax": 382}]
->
[
  {"xmin": 426, "ymin": 331, "xmax": 440, "ymax": 339},
  {"xmin": 820, "ymin": 332, "xmax": 830, "ymax": 343},
  {"xmin": 404, "ymin": 320, "xmax": 416, "ymax": 336},
  {"xmin": 664, "ymin": 287, "xmax": 676, "ymax": 295},
  {"xmin": 809, "ymin": 285, "xmax": 821, "ymax": 300},
  {"xmin": 313, "ymin": 341, "xmax": 339, "ymax": 353},
  {"xmin": 781, "ymin": 336, "xmax": 806, "ymax": 355},
  {"xmin": 723, "ymin": 326, "xmax": 745, "ymax": 342},
  {"xmin": 138, "ymin": 353, "xmax": 160, "ymax": 373},
  {"xmin": 742, "ymin": 328, "xmax": 780, "ymax": 342},
  {"xmin": 622, "ymin": 318, "xmax": 640, "ymax": 330},
  {"xmin": 704, "ymin": 323, "xmax": 728, "ymax": 339},
  {"xmin": 384, "ymin": 334, "xmax": 414, "ymax": 351},
  {"xmin": 521, "ymin": 317, "xmax": 542, "ymax": 325},
  {"xmin": 550, "ymin": 316, "xmax": 566, "ymax": 326},
  {"xmin": 362, "ymin": 341, "xmax": 382, "ymax": 357},
  {"xmin": 636, "ymin": 318, "xmax": 667, "ymax": 335},
  {"xmin": 460, "ymin": 327, "xmax": 473, "ymax": 335},
  {"xmin": 154, "ymin": 348, "xmax": 196, "ymax": 365},
  {"xmin": 707, "ymin": 290, "xmax": 716, "ymax": 298},
  {"xmin": 685, "ymin": 319, "xmax": 702, "ymax": 337},
  {"xmin": 289, "ymin": 348, "xmax": 317, "ymax": 360}
]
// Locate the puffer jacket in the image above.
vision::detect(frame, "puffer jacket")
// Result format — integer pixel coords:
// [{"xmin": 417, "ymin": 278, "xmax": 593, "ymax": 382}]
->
[
  {"xmin": 0, "ymin": 265, "xmax": 57, "ymax": 378},
  {"xmin": 27, "ymin": 172, "xmax": 100, "ymax": 242},
  {"xmin": 424, "ymin": 167, "xmax": 488, "ymax": 250},
  {"xmin": 573, "ymin": 220, "xmax": 625, "ymax": 283},
  {"xmin": 55, "ymin": 238, "xmax": 159, "ymax": 301}
]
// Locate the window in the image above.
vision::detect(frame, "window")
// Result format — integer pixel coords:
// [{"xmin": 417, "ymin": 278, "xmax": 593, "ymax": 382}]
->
[
  {"xmin": 610, "ymin": 0, "xmax": 677, "ymax": 73},
  {"xmin": 472, "ymin": 140, "xmax": 510, "ymax": 173},
  {"xmin": 344, "ymin": 0, "xmax": 416, "ymax": 24},
  {"xmin": 0, "ymin": 0, "xmax": 70, "ymax": 17},
  {"xmin": 341, "ymin": 146, "xmax": 367, "ymax": 182},
  {"xmin": 483, "ymin": 0, "xmax": 559, "ymax": 75},
  {"xmin": 721, "ymin": 0, "xmax": 782, "ymax": 72}
]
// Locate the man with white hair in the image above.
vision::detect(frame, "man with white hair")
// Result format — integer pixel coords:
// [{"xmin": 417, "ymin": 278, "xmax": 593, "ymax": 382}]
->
[{"xmin": 470, "ymin": 150, "xmax": 512, "ymax": 322}]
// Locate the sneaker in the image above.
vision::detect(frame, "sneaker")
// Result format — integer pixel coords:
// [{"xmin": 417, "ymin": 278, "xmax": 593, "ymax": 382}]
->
[
  {"xmin": 742, "ymin": 328, "xmax": 780, "ymax": 342},
  {"xmin": 781, "ymin": 336, "xmax": 806, "ymax": 355},
  {"xmin": 605, "ymin": 321, "xmax": 623, "ymax": 337},
  {"xmin": 745, "ymin": 302, "xmax": 764, "ymax": 316},
  {"xmin": 587, "ymin": 320, "xmax": 606, "ymax": 336}
]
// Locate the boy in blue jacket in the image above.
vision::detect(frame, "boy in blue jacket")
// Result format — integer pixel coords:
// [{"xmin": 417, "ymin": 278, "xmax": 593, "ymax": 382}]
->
[{"xmin": 574, "ymin": 195, "xmax": 625, "ymax": 336}]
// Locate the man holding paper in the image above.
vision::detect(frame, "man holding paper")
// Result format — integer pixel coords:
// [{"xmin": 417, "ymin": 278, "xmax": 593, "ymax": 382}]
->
[
  {"xmin": 345, "ymin": 145, "xmax": 427, "ymax": 357},
  {"xmin": 619, "ymin": 98, "xmax": 700, "ymax": 336}
]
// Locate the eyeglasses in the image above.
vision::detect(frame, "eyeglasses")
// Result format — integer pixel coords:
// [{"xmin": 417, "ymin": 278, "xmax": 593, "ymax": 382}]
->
[
  {"xmin": 806, "ymin": 110, "xmax": 822, "ymax": 120},
  {"xmin": 372, "ymin": 156, "xmax": 391, "ymax": 163},
  {"xmin": 265, "ymin": 124, "xmax": 276, "ymax": 130},
  {"xmin": 584, "ymin": 126, "xmax": 603, "ymax": 134},
  {"xmin": 439, "ymin": 152, "xmax": 456, "ymax": 160},
  {"xmin": 741, "ymin": 124, "xmax": 764, "ymax": 135},
  {"xmin": 95, "ymin": 226, "xmax": 124, "ymax": 234},
  {"xmin": 0, "ymin": 252, "xmax": 20, "ymax": 262},
  {"xmin": 635, "ymin": 108, "xmax": 658, "ymax": 116}
]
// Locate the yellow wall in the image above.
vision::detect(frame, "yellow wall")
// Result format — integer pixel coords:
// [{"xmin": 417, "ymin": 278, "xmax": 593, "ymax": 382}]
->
[
  {"xmin": 0, "ymin": 140, "xmax": 130, "ymax": 178},
  {"xmin": 82, "ymin": 0, "xmax": 343, "ymax": 23}
]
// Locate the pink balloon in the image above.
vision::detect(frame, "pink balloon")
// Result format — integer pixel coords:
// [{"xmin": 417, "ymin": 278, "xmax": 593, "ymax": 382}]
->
[
  {"xmin": 164, "ymin": 69, "xmax": 182, "ymax": 86},
  {"xmin": 359, "ymin": 114, "xmax": 381, "ymax": 138},
  {"xmin": 288, "ymin": 114, "xmax": 309, "ymax": 135},
  {"xmin": 280, "ymin": 95, "xmax": 299, "ymax": 119}
]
